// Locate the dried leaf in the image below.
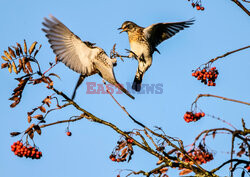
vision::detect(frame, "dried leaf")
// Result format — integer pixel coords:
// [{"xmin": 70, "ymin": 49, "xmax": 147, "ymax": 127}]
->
[
  {"xmin": 8, "ymin": 47, "xmax": 16, "ymax": 58},
  {"xmin": 12, "ymin": 90, "xmax": 21, "ymax": 97},
  {"xmin": 9, "ymin": 96, "xmax": 19, "ymax": 101},
  {"xmin": 28, "ymin": 115, "xmax": 32, "ymax": 123},
  {"xmin": 10, "ymin": 101, "xmax": 19, "ymax": 108},
  {"xmin": 29, "ymin": 41, "xmax": 37, "ymax": 55},
  {"xmin": 33, "ymin": 114, "xmax": 43, "ymax": 120},
  {"xmin": 160, "ymin": 167, "xmax": 168, "ymax": 174},
  {"xmin": 49, "ymin": 73, "xmax": 61, "ymax": 80},
  {"xmin": 28, "ymin": 130, "xmax": 34, "ymax": 139},
  {"xmin": 127, "ymin": 149, "xmax": 133, "ymax": 162},
  {"xmin": 4, "ymin": 50, "xmax": 12, "ymax": 60},
  {"xmin": 12, "ymin": 46, "xmax": 20, "ymax": 57},
  {"xmin": 157, "ymin": 159, "xmax": 164, "ymax": 165},
  {"xmin": 12, "ymin": 61, "xmax": 18, "ymax": 74},
  {"xmin": 127, "ymin": 143, "xmax": 133, "ymax": 152},
  {"xmin": 118, "ymin": 141, "xmax": 127, "ymax": 150},
  {"xmin": 29, "ymin": 123, "xmax": 35, "ymax": 129},
  {"xmin": 121, "ymin": 147, "xmax": 128, "ymax": 157},
  {"xmin": 26, "ymin": 61, "xmax": 33, "ymax": 73},
  {"xmin": 43, "ymin": 96, "xmax": 52, "ymax": 107},
  {"xmin": 1, "ymin": 63, "xmax": 8, "ymax": 69},
  {"xmin": 1, "ymin": 55, "xmax": 9, "ymax": 61},
  {"xmin": 10, "ymin": 132, "xmax": 21, "ymax": 137},
  {"xmin": 33, "ymin": 125, "xmax": 42, "ymax": 135},
  {"xmin": 237, "ymin": 148, "xmax": 245, "ymax": 157},
  {"xmin": 39, "ymin": 106, "xmax": 46, "ymax": 113},
  {"xmin": 24, "ymin": 40, "xmax": 27, "ymax": 55},
  {"xmin": 8, "ymin": 63, "xmax": 12, "ymax": 73},
  {"xmin": 179, "ymin": 169, "xmax": 192, "ymax": 176},
  {"xmin": 34, "ymin": 44, "xmax": 42, "ymax": 57},
  {"xmin": 16, "ymin": 42, "xmax": 23, "ymax": 55},
  {"xmin": 121, "ymin": 152, "xmax": 128, "ymax": 160},
  {"xmin": 22, "ymin": 57, "xmax": 28, "ymax": 74},
  {"xmin": 18, "ymin": 59, "xmax": 23, "ymax": 70}
]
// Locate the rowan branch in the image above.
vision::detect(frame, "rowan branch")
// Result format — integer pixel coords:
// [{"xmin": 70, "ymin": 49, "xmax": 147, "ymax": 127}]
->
[
  {"xmin": 127, "ymin": 164, "xmax": 168, "ymax": 177},
  {"xmin": 199, "ymin": 45, "xmax": 250, "ymax": 68},
  {"xmin": 191, "ymin": 128, "xmax": 250, "ymax": 150},
  {"xmin": 192, "ymin": 94, "xmax": 250, "ymax": 108},
  {"xmin": 49, "ymin": 85, "xmax": 215, "ymax": 176},
  {"xmin": 231, "ymin": 0, "xmax": 250, "ymax": 16},
  {"xmin": 211, "ymin": 159, "xmax": 250, "ymax": 173}
]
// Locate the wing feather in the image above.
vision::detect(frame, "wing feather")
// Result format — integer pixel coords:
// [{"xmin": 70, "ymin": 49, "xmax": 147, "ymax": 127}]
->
[
  {"xmin": 143, "ymin": 19, "xmax": 194, "ymax": 49},
  {"xmin": 42, "ymin": 15, "xmax": 97, "ymax": 75}
]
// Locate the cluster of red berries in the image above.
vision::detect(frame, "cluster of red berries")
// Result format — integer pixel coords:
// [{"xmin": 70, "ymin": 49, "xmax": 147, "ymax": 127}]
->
[
  {"xmin": 178, "ymin": 149, "xmax": 213, "ymax": 164},
  {"xmin": 11, "ymin": 141, "xmax": 42, "ymax": 159},
  {"xmin": 184, "ymin": 112, "xmax": 205, "ymax": 123},
  {"xmin": 192, "ymin": 67, "xmax": 218, "ymax": 86},
  {"xmin": 127, "ymin": 138, "xmax": 134, "ymax": 144},
  {"xmin": 66, "ymin": 131, "xmax": 72, "ymax": 136},
  {"xmin": 188, "ymin": 0, "xmax": 205, "ymax": 11},
  {"xmin": 109, "ymin": 154, "xmax": 126, "ymax": 162},
  {"xmin": 109, "ymin": 138, "xmax": 134, "ymax": 162}
]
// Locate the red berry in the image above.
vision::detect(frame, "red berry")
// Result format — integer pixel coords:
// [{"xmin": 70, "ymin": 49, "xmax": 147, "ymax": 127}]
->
[
  {"xmin": 201, "ymin": 112, "xmax": 205, "ymax": 117},
  {"xmin": 66, "ymin": 132, "xmax": 72, "ymax": 136},
  {"xmin": 196, "ymin": 6, "xmax": 201, "ymax": 10},
  {"xmin": 201, "ymin": 7, "xmax": 205, "ymax": 11}
]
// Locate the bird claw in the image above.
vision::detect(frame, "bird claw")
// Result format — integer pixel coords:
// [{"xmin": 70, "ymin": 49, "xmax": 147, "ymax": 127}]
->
[{"xmin": 125, "ymin": 49, "xmax": 138, "ymax": 59}]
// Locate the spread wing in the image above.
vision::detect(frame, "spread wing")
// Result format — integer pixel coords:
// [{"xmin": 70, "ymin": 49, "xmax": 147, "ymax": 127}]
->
[
  {"xmin": 42, "ymin": 15, "xmax": 98, "ymax": 75},
  {"xmin": 143, "ymin": 19, "xmax": 194, "ymax": 49}
]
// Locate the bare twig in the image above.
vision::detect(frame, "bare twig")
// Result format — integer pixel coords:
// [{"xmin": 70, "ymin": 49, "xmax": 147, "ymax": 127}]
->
[
  {"xmin": 127, "ymin": 164, "xmax": 168, "ymax": 177},
  {"xmin": 192, "ymin": 128, "xmax": 250, "ymax": 149},
  {"xmin": 230, "ymin": 135, "xmax": 236, "ymax": 176},
  {"xmin": 40, "ymin": 115, "xmax": 84, "ymax": 128},
  {"xmin": 211, "ymin": 159, "xmax": 250, "ymax": 173},
  {"xmin": 144, "ymin": 129, "xmax": 159, "ymax": 149},
  {"xmin": 198, "ymin": 45, "xmax": 250, "ymax": 69},
  {"xmin": 192, "ymin": 94, "xmax": 250, "ymax": 108},
  {"xmin": 231, "ymin": 0, "xmax": 250, "ymax": 16},
  {"xmin": 208, "ymin": 114, "xmax": 237, "ymax": 130},
  {"xmin": 103, "ymin": 80, "xmax": 146, "ymax": 128}
]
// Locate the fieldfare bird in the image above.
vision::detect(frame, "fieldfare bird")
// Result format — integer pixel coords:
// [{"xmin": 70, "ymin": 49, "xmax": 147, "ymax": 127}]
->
[
  {"xmin": 118, "ymin": 19, "xmax": 194, "ymax": 91},
  {"xmin": 42, "ymin": 15, "xmax": 134, "ymax": 99}
]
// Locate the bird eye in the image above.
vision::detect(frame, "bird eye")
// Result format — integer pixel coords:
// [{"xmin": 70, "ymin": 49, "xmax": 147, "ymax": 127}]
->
[{"xmin": 126, "ymin": 24, "xmax": 133, "ymax": 29}]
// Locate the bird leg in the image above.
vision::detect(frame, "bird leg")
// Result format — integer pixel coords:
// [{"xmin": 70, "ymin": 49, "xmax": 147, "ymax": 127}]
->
[{"xmin": 125, "ymin": 49, "xmax": 138, "ymax": 59}]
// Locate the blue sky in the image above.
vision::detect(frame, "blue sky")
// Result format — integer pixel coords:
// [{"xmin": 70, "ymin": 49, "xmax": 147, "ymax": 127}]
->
[{"xmin": 0, "ymin": 0, "xmax": 249, "ymax": 177}]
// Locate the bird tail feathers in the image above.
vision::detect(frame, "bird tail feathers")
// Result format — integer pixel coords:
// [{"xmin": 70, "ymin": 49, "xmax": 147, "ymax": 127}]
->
[
  {"xmin": 115, "ymin": 83, "xmax": 135, "ymax": 100},
  {"xmin": 132, "ymin": 75, "xmax": 142, "ymax": 92}
]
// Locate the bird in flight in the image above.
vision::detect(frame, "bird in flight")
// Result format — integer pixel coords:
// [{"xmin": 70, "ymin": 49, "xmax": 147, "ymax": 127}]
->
[
  {"xmin": 42, "ymin": 15, "xmax": 134, "ymax": 100},
  {"xmin": 118, "ymin": 19, "xmax": 194, "ymax": 92}
]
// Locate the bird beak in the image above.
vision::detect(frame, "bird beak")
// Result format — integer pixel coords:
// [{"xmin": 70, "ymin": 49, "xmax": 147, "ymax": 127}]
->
[{"xmin": 118, "ymin": 27, "xmax": 126, "ymax": 34}]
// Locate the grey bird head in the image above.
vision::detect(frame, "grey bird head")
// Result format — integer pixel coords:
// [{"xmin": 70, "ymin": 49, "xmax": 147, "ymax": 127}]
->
[{"xmin": 118, "ymin": 21, "xmax": 138, "ymax": 33}]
